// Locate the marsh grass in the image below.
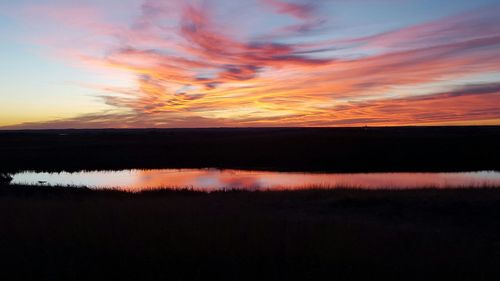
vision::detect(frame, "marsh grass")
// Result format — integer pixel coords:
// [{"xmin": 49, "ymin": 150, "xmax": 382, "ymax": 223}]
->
[
  {"xmin": 2, "ymin": 127, "xmax": 500, "ymax": 280},
  {"xmin": 2, "ymin": 127, "xmax": 500, "ymax": 173},
  {"xmin": 1, "ymin": 183, "xmax": 500, "ymax": 280}
]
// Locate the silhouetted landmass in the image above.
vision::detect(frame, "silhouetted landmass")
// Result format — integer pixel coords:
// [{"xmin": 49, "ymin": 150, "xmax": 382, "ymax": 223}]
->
[
  {"xmin": 1, "ymin": 184, "xmax": 500, "ymax": 281},
  {"xmin": 2, "ymin": 127, "xmax": 500, "ymax": 280},
  {"xmin": 0, "ymin": 126, "xmax": 499, "ymax": 173}
]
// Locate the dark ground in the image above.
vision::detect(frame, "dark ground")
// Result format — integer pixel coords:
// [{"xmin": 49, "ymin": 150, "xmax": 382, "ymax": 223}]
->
[
  {"xmin": 1, "ymin": 127, "xmax": 500, "ymax": 280},
  {"xmin": 1, "ymin": 185, "xmax": 500, "ymax": 281},
  {"xmin": 1, "ymin": 126, "xmax": 500, "ymax": 173}
]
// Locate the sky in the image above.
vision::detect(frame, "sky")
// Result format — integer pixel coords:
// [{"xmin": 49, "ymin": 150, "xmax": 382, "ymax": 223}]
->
[{"xmin": 1, "ymin": 0, "xmax": 500, "ymax": 128}]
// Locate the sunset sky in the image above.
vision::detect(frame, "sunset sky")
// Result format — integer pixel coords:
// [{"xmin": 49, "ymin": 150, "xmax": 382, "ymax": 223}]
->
[{"xmin": 1, "ymin": 0, "xmax": 500, "ymax": 128}]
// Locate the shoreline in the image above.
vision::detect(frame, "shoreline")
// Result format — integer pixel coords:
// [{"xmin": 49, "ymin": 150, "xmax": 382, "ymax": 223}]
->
[{"xmin": 1, "ymin": 126, "xmax": 500, "ymax": 173}]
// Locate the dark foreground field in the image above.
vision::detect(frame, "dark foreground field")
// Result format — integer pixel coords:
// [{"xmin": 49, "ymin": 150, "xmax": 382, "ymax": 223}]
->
[
  {"xmin": 1, "ymin": 185, "xmax": 500, "ymax": 281},
  {"xmin": 1, "ymin": 126, "xmax": 500, "ymax": 173}
]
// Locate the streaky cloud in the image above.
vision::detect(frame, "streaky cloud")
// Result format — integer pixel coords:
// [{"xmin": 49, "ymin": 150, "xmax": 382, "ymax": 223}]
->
[{"xmin": 5, "ymin": 0, "xmax": 500, "ymax": 128}]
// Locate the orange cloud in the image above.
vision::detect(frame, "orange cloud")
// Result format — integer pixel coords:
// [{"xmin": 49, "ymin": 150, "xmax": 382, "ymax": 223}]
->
[{"xmin": 4, "ymin": 1, "xmax": 500, "ymax": 129}]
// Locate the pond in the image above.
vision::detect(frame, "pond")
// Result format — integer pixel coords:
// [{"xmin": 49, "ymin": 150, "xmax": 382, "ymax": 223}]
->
[{"xmin": 10, "ymin": 169, "xmax": 500, "ymax": 191}]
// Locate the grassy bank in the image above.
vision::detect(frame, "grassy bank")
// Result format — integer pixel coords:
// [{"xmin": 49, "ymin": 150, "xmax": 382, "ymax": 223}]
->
[
  {"xmin": 1, "ymin": 184, "xmax": 500, "ymax": 280},
  {"xmin": 1, "ymin": 126, "xmax": 500, "ymax": 173}
]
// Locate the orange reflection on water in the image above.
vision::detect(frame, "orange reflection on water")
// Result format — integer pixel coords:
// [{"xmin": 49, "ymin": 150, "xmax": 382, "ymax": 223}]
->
[{"xmin": 11, "ymin": 169, "xmax": 500, "ymax": 191}]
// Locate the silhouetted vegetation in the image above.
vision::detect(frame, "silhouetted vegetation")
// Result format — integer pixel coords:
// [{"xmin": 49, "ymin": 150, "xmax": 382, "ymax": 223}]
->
[
  {"xmin": 0, "ymin": 172, "xmax": 12, "ymax": 183},
  {"xmin": 1, "ymin": 127, "xmax": 500, "ymax": 280},
  {"xmin": 1, "ymin": 184, "xmax": 500, "ymax": 280},
  {"xmin": 1, "ymin": 126, "xmax": 500, "ymax": 173}
]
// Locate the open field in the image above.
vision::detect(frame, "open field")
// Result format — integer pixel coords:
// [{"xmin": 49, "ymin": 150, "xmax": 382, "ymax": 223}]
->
[
  {"xmin": 1, "ymin": 184, "xmax": 500, "ymax": 280},
  {"xmin": 1, "ymin": 126, "xmax": 500, "ymax": 173}
]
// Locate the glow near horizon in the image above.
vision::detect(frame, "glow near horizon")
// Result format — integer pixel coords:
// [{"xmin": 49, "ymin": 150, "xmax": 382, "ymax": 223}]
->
[{"xmin": 1, "ymin": 0, "xmax": 500, "ymax": 128}]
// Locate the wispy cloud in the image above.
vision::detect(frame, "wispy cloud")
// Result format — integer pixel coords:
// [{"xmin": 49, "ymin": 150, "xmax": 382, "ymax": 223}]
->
[{"xmin": 4, "ymin": 0, "xmax": 500, "ymax": 128}]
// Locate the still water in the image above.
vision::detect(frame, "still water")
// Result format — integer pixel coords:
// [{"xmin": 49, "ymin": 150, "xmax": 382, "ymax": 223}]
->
[{"xmin": 10, "ymin": 169, "xmax": 500, "ymax": 191}]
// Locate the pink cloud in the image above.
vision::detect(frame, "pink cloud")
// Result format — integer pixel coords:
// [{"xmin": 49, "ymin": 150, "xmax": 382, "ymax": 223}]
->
[
  {"xmin": 5, "ymin": 0, "xmax": 500, "ymax": 128},
  {"xmin": 261, "ymin": 0, "xmax": 315, "ymax": 20}
]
